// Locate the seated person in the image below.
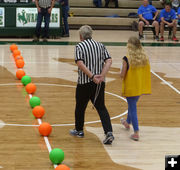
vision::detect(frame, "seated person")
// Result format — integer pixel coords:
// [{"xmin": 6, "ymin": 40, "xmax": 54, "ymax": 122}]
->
[
  {"xmin": 160, "ymin": 3, "xmax": 179, "ymax": 41},
  {"xmin": 138, "ymin": 0, "xmax": 159, "ymax": 40},
  {"xmin": 105, "ymin": 0, "xmax": 118, "ymax": 8}
]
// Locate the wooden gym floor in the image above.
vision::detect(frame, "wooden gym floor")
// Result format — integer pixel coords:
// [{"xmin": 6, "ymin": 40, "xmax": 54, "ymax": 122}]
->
[{"xmin": 0, "ymin": 30, "xmax": 179, "ymax": 170}]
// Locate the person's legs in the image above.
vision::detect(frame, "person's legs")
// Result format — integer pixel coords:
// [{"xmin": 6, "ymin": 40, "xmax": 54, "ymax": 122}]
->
[
  {"xmin": 138, "ymin": 21, "xmax": 145, "ymax": 38},
  {"xmin": 160, "ymin": 21, "xmax": 165, "ymax": 41},
  {"xmin": 172, "ymin": 22, "xmax": 179, "ymax": 41},
  {"xmin": 90, "ymin": 82, "xmax": 114, "ymax": 144},
  {"xmin": 91, "ymin": 82, "xmax": 112, "ymax": 134},
  {"xmin": 105, "ymin": 0, "xmax": 110, "ymax": 7},
  {"xmin": 114, "ymin": 0, "xmax": 118, "ymax": 8},
  {"xmin": 62, "ymin": 6, "xmax": 69, "ymax": 36},
  {"xmin": 172, "ymin": 21, "xmax": 177, "ymax": 37},
  {"xmin": 43, "ymin": 8, "xmax": 51, "ymax": 39},
  {"xmin": 126, "ymin": 108, "xmax": 131, "ymax": 125},
  {"xmin": 98, "ymin": 0, "xmax": 102, "ymax": 7},
  {"xmin": 75, "ymin": 84, "xmax": 90, "ymax": 131},
  {"xmin": 152, "ymin": 20, "xmax": 159, "ymax": 36},
  {"xmin": 34, "ymin": 9, "xmax": 43, "ymax": 40},
  {"xmin": 126, "ymin": 96, "xmax": 140, "ymax": 133},
  {"xmin": 93, "ymin": 0, "xmax": 97, "ymax": 6}
]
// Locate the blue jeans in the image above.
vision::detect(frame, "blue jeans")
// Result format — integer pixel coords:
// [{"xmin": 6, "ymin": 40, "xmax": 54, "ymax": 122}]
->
[
  {"xmin": 35, "ymin": 8, "xmax": 51, "ymax": 38},
  {"xmin": 62, "ymin": 6, "xmax": 69, "ymax": 35},
  {"xmin": 93, "ymin": 0, "xmax": 102, "ymax": 7},
  {"xmin": 126, "ymin": 96, "xmax": 140, "ymax": 132}
]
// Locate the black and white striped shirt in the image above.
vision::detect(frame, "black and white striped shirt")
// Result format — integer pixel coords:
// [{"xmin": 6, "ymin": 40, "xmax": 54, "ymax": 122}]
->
[
  {"xmin": 38, "ymin": 0, "xmax": 52, "ymax": 8},
  {"xmin": 75, "ymin": 39, "xmax": 111, "ymax": 84}
]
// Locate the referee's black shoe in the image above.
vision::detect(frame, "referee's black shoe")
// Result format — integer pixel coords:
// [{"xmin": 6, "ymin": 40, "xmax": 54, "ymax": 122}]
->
[
  {"xmin": 103, "ymin": 132, "xmax": 114, "ymax": 145},
  {"xmin": 69, "ymin": 129, "xmax": 84, "ymax": 138}
]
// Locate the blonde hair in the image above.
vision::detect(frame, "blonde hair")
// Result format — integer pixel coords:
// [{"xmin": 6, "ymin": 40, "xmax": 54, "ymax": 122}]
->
[{"xmin": 127, "ymin": 37, "xmax": 149, "ymax": 67}]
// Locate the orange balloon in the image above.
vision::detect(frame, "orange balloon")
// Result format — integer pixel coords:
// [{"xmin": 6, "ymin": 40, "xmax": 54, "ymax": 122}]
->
[
  {"xmin": 39, "ymin": 122, "xmax": 52, "ymax": 136},
  {"xmin": 15, "ymin": 55, "xmax": 24, "ymax": 61},
  {"xmin": 16, "ymin": 59, "xmax": 25, "ymax": 68},
  {"xmin": 55, "ymin": 165, "xmax": 70, "ymax": 170},
  {"xmin": 10, "ymin": 44, "xmax": 18, "ymax": 52},
  {"xmin": 32, "ymin": 106, "xmax": 45, "ymax": 118},
  {"xmin": 13, "ymin": 50, "xmax": 21, "ymax": 58},
  {"xmin": 16, "ymin": 70, "xmax": 26, "ymax": 80},
  {"xmin": 25, "ymin": 83, "xmax": 36, "ymax": 94}
]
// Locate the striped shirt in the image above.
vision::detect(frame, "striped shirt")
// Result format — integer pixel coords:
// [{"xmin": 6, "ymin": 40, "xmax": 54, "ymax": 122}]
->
[
  {"xmin": 38, "ymin": 0, "xmax": 52, "ymax": 8},
  {"xmin": 75, "ymin": 38, "xmax": 111, "ymax": 84}
]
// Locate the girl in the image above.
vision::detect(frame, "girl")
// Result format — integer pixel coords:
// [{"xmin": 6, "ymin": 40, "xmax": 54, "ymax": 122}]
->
[{"xmin": 120, "ymin": 37, "xmax": 151, "ymax": 141}]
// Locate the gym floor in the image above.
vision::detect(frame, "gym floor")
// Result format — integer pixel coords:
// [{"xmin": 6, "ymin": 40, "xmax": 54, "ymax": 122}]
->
[{"xmin": 0, "ymin": 30, "xmax": 179, "ymax": 170}]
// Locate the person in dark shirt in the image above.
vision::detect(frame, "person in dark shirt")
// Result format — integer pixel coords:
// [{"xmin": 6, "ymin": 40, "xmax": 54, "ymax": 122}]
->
[{"xmin": 60, "ymin": 0, "xmax": 69, "ymax": 37}]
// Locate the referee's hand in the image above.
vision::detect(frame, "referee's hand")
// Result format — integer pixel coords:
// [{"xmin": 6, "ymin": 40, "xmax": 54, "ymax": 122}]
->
[{"xmin": 93, "ymin": 75, "xmax": 104, "ymax": 84}]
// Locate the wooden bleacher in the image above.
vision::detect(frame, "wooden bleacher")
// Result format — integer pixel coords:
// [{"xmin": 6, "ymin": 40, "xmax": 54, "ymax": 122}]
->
[{"xmin": 68, "ymin": 0, "xmax": 163, "ymax": 29}]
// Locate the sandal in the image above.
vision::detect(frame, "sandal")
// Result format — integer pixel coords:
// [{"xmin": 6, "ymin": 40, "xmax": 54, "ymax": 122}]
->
[
  {"xmin": 120, "ymin": 118, "xmax": 130, "ymax": 130},
  {"xmin": 130, "ymin": 134, "xmax": 139, "ymax": 141}
]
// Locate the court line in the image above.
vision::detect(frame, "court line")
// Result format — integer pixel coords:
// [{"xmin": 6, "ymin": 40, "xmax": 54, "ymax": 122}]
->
[
  {"xmin": 29, "ymin": 94, "xmax": 57, "ymax": 169},
  {"xmin": 24, "ymin": 83, "xmax": 127, "ymax": 169},
  {"xmin": 0, "ymin": 83, "xmax": 128, "ymax": 127},
  {"xmin": 145, "ymin": 47, "xmax": 180, "ymax": 95},
  {"xmin": 2, "ymin": 40, "xmax": 180, "ymax": 46},
  {"xmin": 37, "ymin": 119, "xmax": 52, "ymax": 153},
  {"xmin": 151, "ymin": 70, "xmax": 180, "ymax": 95},
  {"xmin": 9, "ymin": 52, "xmax": 58, "ymax": 168}
]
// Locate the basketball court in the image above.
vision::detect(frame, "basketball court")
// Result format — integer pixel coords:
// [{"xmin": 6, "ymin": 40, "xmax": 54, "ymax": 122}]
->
[{"xmin": 0, "ymin": 30, "xmax": 179, "ymax": 170}]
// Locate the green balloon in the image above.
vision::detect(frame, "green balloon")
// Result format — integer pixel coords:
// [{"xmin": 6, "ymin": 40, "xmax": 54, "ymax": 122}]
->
[
  {"xmin": 29, "ymin": 96, "xmax": 41, "ymax": 108},
  {"xmin": 49, "ymin": 148, "xmax": 64, "ymax": 164},
  {"xmin": 21, "ymin": 75, "xmax": 31, "ymax": 86}
]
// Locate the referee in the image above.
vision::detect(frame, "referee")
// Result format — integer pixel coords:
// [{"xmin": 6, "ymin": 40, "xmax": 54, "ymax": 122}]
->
[
  {"xmin": 70, "ymin": 25, "xmax": 114, "ymax": 145},
  {"xmin": 33, "ymin": 0, "xmax": 55, "ymax": 42}
]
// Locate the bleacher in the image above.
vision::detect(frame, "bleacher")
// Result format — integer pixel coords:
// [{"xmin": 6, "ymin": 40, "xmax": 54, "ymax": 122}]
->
[{"xmin": 69, "ymin": 0, "xmax": 163, "ymax": 29}]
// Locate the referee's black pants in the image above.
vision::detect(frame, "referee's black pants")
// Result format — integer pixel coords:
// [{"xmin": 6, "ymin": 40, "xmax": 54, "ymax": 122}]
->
[{"xmin": 75, "ymin": 81, "xmax": 113, "ymax": 134}]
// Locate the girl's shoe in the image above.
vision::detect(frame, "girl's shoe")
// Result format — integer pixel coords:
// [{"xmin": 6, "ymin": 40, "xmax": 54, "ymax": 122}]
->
[
  {"xmin": 120, "ymin": 118, "xmax": 130, "ymax": 130},
  {"xmin": 130, "ymin": 134, "xmax": 139, "ymax": 141}
]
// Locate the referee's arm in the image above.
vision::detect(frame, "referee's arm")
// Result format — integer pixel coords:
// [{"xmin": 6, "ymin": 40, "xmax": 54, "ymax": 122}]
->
[
  {"xmin": 101, "ymin": 58, "xmax": 112, "ymax": 78},
  {"xmin": 76, "ymin": 61, "xmax": 94, "ymax": 79},
  {"xmin": 93, "ymin": 58, "xmax": 112, "ymax": 83}
]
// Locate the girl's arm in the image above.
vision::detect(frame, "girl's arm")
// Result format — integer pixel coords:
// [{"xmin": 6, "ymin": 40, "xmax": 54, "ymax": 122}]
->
[{"xmin": 120, "ymin": 59, "xmax": 127, "ymax": 79}]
